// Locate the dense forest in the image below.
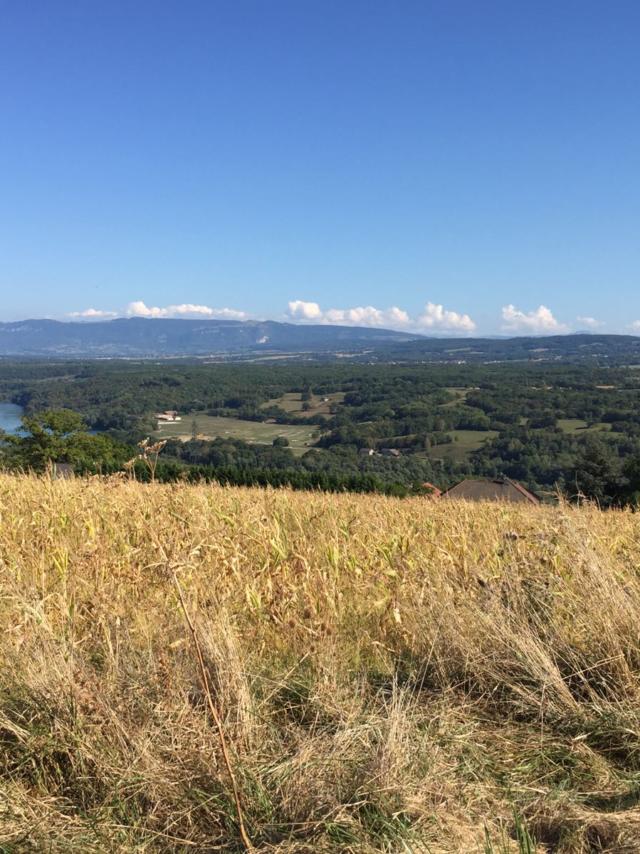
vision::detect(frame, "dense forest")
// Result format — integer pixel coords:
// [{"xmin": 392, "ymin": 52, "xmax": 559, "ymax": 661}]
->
[{"xmin": 2, "ymin": 358, "xmax": 640, "ymax": 503}]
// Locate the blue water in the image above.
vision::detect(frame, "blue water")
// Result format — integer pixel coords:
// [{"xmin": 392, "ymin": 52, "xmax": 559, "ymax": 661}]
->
[{"xmin": 0, "ymin": 402, "xmax": 24, "ymax": 433}]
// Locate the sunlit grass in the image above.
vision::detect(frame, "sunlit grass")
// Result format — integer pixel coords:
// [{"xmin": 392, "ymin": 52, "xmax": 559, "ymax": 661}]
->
[{"xmin": 1, "ymin": 473, "xmax": 640, "ymax": 851}]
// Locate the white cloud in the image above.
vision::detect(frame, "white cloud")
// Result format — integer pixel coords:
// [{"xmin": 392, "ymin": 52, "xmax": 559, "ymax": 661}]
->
[
  {"xmin": 68, "ymin": 308, "xmax": 117, "ymax": 319},
  {"xmin": 288, "ymin": 300, "xmax": 411, "ymax": 329},
  {"xmin": 577, "ymin": 316, "xmax": 603, "ymax": 329},
  {"xmin": 287, "ymin": 299, "xmax": 477, "ymax": 332},
  {"xmin": 501, "ymin": 304, "xmax": 568, "ymax": 334},
  {"xmin": 630, "ymin": 320, "xmax": 640, "ymax": 332},
  {"xmin": 386, "ymin": 306, "xmax": 412, "ymax": 326},
  {"xmin": 126, "ymin": 301, "xmax": 247, "ymax": 320},
  {"xmin": 416, "ymin": 302, "xmax": 476, "ymax": 332},
  {"xmin": 287, "ymin": 300, "xmax": 323, "ymax": 321},
  {"xmin": 325, "ymin": 305, "xmax": 410, "ymax": 327}
]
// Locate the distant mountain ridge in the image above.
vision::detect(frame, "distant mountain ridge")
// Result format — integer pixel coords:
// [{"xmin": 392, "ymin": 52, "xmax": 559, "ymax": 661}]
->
[
  {"xmin": 1, "ymin": 318, "xmax": 639, "ymax": 364},
  {"xmin": 0, "ymin": 317, "xmax": 420, "ymax": 357}
]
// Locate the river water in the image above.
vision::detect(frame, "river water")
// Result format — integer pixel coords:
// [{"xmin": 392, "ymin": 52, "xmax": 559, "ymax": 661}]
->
[{"xmin": 0, "ymin": 402, "xmax": 24, "ymax": 433}]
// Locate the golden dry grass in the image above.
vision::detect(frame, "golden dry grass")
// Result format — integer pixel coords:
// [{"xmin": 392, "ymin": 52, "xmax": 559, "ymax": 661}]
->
[{"xmin": 1, "ymin": 474, "xmax": 640, "ymax": 851}]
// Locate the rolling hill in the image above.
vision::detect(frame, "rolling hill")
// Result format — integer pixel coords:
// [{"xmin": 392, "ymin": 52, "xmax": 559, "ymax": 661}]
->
[{"xmin": 0, "ymin": 317, "xmax": 420, "ymax": 357}]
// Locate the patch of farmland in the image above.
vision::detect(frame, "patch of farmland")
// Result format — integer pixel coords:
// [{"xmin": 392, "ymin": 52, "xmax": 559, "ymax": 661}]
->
[
  {"xmin": 429, "ymin": 429, "xmax": 499, "ymax": 461},
  {"xmin": 439, "ymin": 387, "xmax": 474, "ymax": 408},
  {"xmin": 557, "ymin": 419, "xmax": 612, "ymax": 434},
  {"xmin": 261, "ymin": 391, "xmax": 344, "ymax": 418},
  {"xmin": 155, "ymin": 414, "xmax": 318, "ymax": 455}
]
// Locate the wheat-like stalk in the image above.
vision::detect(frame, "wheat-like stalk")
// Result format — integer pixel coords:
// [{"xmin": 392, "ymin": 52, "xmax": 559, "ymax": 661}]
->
[{"xmin": 2, "ymin": 473, "xmax": 640, "ymax": 851}]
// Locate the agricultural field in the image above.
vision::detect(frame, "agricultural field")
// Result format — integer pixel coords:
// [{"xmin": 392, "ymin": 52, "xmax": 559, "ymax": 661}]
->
[
  {"xmin": 3, "ymin": 473, "xmax": 640, "ymax": 851},
  {"xmin": 557, "ymin": 418, "xmax": 612, "ymax": 434},
  {"xmin": 155, "ymin": 414, "xmax": 319, "ymax": 454},
  {"xmin": 261, "ymin": 391, "xmax": 345, "ymax": 418},
  {"xmin": 429, "ymin": 428, "xmax": 499, "ymax": 461},
  {"xmin": 439, "ymin": 385, "xmax": 474, "ymax": 407}
]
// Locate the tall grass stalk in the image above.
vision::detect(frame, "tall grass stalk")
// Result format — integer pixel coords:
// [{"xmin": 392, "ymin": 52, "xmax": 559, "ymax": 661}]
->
[{"xmin": 2, "ymin": 473, "xmax": 640, "ymax": 851}]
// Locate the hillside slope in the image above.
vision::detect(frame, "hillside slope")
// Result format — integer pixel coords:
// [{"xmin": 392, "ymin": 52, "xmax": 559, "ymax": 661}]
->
[
  {"xmin": 1, "ymin": 476, "xmax": 640, "ymax": 851},
  {"xmin": 2, "ymin": 320, "xmax": 640, "ymax": 364},
  {"xmin": 0, "ymin": 317, "xmax": 419, "ymax": 356}
]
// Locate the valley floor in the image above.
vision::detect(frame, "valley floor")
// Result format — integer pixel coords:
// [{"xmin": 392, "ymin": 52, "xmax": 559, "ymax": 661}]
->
[{"xmin": 1, "ymin": 475, "xmax": 640, "ymax": 851}]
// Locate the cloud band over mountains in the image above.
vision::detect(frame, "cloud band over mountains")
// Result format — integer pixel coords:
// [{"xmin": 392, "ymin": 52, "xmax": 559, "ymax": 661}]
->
[
  {"xmin": 500, "ymin": 304, "xmax": 568, "ymax": 334},
  {"xmin": 126, "ymin": 301, "xmax": 248, "ymax": 320},
  {"xmin": 65, "ymin": 299, "xmax": 634, "ymax": 335},
  {"xmin": 287, "ymin": 300, "xmax": 476, "ymax": 332}
]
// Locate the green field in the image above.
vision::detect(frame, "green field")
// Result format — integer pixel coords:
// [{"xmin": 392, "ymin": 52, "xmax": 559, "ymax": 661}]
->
[
  {"xmin": 261, "ymin": 391, "xmax": 345, "ymax": 418},
  {"xmin": 428, "ymin": 429, "xmax": 499, "ymax": 461},
  {"xmin": 155, "ymin": 414, "xmax": 318, "ymax": 454},
  {"xmin": 557, "ymin": 419, "xmax": 612, "ymax": 434},
  {"xmin": 427, "ymin": 422, "xmax": 613, "ymax": 462},
  {"xmin": 440, "ymin": 386, "xmax": 473, "ymax": 407}
]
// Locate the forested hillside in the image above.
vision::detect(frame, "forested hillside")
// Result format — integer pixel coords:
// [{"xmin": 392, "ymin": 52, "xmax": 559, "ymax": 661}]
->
[
  {"xmin": 2, "ymin": 359, "xmax": 640, "ymax": 502},
  {"xmin": 0, "ymin": 317, "xmax": 418, "ymax": 356}
]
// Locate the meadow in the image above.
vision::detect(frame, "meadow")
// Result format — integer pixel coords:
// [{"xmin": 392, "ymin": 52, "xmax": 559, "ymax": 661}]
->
[
  {"xmin": 1, "ymin": 474, "xmax": 640, "ymax": 851},
  {"xmin": 557, "ymin": 420, "xmax": 612, "ymax": 435},
  {"xmin": 261, "ymin": 391, "xmax": 345, "ymax": 418},
  {"xmin": 155, "ymin": 415, "xmax": 318, "ymax": 455},
  {"xmin": 428, "ymin": 428, "xmax": 500, "ymax": 461}
]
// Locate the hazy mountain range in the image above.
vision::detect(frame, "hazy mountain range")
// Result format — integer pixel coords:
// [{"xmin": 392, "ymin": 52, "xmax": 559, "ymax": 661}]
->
[
  {"xmin": 0, "ymin": 317, "xmax": 419, "ymax": 357},
  {"xmin": 1, "ymin": 318, "xmax": 639, "ymax": 364}
]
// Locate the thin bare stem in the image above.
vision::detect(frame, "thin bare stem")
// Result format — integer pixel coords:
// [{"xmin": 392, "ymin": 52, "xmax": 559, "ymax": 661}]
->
[{"xmin": 172, "ymin": 571, "xmax": 254, "ymax": 852}]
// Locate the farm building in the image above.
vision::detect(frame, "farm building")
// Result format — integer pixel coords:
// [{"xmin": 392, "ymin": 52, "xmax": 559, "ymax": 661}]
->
[
  {"xmin": 156, "ymin": 411, "xmax": 182, "ymax": 422},
  {"xmin": 442, "ymin": 478, "xmax": 539, "ymax": 504}
]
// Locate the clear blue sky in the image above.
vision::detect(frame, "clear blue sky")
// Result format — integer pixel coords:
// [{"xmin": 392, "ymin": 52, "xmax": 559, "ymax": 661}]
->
[{"xmin": 1, "ymin": 1, "xmax": 639, "ymax": 334}]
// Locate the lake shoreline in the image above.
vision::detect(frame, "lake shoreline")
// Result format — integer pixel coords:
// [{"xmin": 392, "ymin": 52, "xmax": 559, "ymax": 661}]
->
[{"xmin": 0, "ymin": 402, "xmax": 24, "ymax": 434}]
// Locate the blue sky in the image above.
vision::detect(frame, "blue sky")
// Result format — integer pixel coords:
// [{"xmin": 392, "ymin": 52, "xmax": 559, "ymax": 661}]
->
[{"xmin": 1, "ymin": 1, "xmax": 639, "ymax": 334}]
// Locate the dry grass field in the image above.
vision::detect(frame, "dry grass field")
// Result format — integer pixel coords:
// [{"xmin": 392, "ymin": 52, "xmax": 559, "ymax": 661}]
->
[{"xmin": 1, "ymin": 475, "xmax": 640, "ymax": 852}]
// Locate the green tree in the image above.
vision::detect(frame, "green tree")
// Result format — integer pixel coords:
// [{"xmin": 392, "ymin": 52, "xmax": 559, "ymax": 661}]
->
[
  {"xmin": 1, "ymin": 409, "xmax": 85, "ymax": 471},
  {"xmin": 1, "ymin": 409, "xmax": 131, "ymax": 473},
  {"xmin": 570, "ymin": 437, "xmax": 622, "ymax": 505},
  {"xmin": 623, "ymin": 454, "xmax": 640, "ymax": 505}
]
